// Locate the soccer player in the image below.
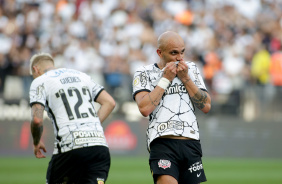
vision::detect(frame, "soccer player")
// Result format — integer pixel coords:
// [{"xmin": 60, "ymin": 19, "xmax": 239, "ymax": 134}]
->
[
  {"xmin": 132, "ymin": 31, "xmax": 211, "ymax": 184},
  {"xmin": 29, "ymin": 53, "xmax": 115, "ymax": 184}
]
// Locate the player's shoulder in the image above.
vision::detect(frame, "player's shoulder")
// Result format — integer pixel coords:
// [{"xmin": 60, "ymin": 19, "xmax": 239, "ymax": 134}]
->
[
  {"xmin": 30, "ymin": 75, "xmax": 47, "ymax": 93},
  {"xmin": 31, "ymin": 72, "xmax": 49, "ymax": 85},
  {"xmin": 46, "ymin": 68, "xmax": 91, "ymax": 79},
  {"xmin": 185, "ymin": 61, "xmax": 200, "ymax": 69},
  {"xmin": 185, "ymin": 60, "xmax": 196, "ymax": 66},
  {"xmin": 31, "ymin": 68, "xmax": 89, "ymax": 85},
  {"xmin": 48, "ymin": 68, "xmax": 83, "ymax": 76},
  {"xmin": 135, "ymin": 63, "xmax": 157, "ymax": 73}
]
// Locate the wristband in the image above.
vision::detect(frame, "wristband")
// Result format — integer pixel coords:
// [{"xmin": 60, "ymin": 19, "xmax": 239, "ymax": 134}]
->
[{"xmin": 157, "ymin": 77, "xmax": 170, "ymax": 89}]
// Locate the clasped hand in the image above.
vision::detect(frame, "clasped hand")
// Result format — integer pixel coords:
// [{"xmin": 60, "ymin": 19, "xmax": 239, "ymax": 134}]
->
[{"xmin": 163, "ymin": 60, "xmax": 189, "ymax": 82}]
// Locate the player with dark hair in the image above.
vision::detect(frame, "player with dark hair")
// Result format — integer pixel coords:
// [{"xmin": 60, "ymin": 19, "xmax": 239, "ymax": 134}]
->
[
  {"xmin": 133, "ymin": 31, "xmax": 211, "ymax": 184},
  {"xmin": 29, "ymin": 53, "xmax": 115, "ymax": 184}
]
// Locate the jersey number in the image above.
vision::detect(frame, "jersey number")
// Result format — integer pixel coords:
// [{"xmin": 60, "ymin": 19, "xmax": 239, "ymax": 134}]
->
[{"xmin": 55, "ymin": 87, "xmax": 97, "ymax": 120}]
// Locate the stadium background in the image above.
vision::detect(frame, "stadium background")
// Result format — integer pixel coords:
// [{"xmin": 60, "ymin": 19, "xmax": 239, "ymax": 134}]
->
[{"xmin": 0, "ymin": 0, "xmax": 282, "ymax": 183}]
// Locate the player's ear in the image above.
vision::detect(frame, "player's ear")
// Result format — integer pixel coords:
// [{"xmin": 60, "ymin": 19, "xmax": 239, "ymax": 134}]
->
[
  {"xmin": 33, "ymin": 65, "xmax": 38, "ymax": 73},
  {"xmin": 156, "ymin": 49, "xmax": 162, "ymax": 57},
  {"xmin": 32, "ymin": 65, "xmax": 40, "ymax": 78}
]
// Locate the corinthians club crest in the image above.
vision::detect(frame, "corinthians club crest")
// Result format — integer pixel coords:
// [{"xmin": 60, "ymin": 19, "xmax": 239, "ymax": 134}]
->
[
  {"xmin": 158, "ymin": 159, "xmax": 171, "ymax": 169},
  {"xmin": 97, "ymin": 178, "xmax": 104, "ymax": 184}
]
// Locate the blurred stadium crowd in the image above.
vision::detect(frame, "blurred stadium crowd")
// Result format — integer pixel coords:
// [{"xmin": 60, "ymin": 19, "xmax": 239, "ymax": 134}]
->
[{"xmin": 0, "ymin": 0, "xmax": 281, "ymax": 120}]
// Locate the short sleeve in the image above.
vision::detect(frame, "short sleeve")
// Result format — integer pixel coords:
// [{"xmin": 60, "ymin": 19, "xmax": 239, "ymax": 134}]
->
[
  {"xmin": 29, "ymin": 79, "xmax": 47, "ymax": 107},
  {"xmin": 132, "ymin": 67, "xmax": 151, "ymax": 100},
  {"xmin": 188, "ymin": 62, "xmax": 207, "ymax": 91},
  {"xmin": 91, "ymin": 78, "xmax": 104, "ymax": 102}
]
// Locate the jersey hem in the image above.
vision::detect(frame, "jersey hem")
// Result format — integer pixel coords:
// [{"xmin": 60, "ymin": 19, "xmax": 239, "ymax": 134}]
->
[
  {"xmin": 30, "ymin": 102, "xmax": 45, "ymax": 108},
  {"xmin": 94, "ymin": 88, "xmax": 104, "ymax": 102},
  {"xmin": 53, "ymin": 143, "xmax": 108, "ymax": 155}
]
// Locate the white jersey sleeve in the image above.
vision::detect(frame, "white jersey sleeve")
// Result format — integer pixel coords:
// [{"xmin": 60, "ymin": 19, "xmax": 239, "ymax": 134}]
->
[
  {"xmin": 188, "ymin": 62, "xmax": 207, "ymax": 91},
  {"xmin": 30, "ymin": 81, "xmax": 47, "ymax": 107},
  {"xmin": 91, "ymin": 78, "xmax": 104, "ymax": 102},
  {"xmin": 132, "ymin": 65, "xmax": 154, "ymax": 100}
]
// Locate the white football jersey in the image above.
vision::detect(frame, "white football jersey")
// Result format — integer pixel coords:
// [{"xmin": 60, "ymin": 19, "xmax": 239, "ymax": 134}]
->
[
  {"xmin": 132, "ymin": 62, "xmax": 207, "ymax": 151},
  {"xmin": 30, "ymin": 68, "xmax": 107, "ymax": 154}
]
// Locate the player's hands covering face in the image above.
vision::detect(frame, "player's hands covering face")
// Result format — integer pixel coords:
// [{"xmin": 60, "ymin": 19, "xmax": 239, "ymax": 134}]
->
[
  {"xmin": 163, "ymin": 62, "xmax": 177, "ymax": 81},
  {"xmin": 176, "ymin": 60, "xmax": 189, "ymax": 82}
]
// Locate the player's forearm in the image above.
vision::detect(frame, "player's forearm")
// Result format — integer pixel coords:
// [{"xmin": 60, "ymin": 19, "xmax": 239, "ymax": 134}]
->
[
  {"xmin": 31, "ymin": 104, "xmax": 45, "ymax": 145},
  {"xmin": 183, "ymin": 77, "xmax": 211, "ymax": 113},
  {"xmin": 191, "ymin": 89, "xmax": 211, "ymax": 113},
  {"xmin": 137, "ymin": 87, "xmax": 165, "ymax": 117},
  {"xmin": 31, "ymin": 121, "xmax": 43, "ymax": 146},
  {"xmin": 97, "ymin": 101, "xmax": 115, "ymax": 123}
]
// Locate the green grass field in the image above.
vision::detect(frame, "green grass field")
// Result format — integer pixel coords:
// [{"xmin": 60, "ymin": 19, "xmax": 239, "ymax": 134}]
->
[{"xmin": 0, "ymin": 156, "xmax": 282, "ymax": 184}]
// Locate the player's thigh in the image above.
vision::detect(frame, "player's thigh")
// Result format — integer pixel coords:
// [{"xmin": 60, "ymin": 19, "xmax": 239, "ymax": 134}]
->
[
  {"xmin": 47, "ymin": 146, "xmax": 110, "ymax": 184},
  {"xmin": 46, "ymin": 151, "xmax": 79, "ymax": 183},
  {"xmin": 79, "ymin": 146, "xmax": 111, "ymax": 184},
  {"xmin": 149, "ymin": 139, "xmax": 181, "ymax": 183},
  {"xmin": 179, "ymin": 140, "xmax": 206, "ymax": 184},
  {"xmin": 156, "ymin": 175, "xmax": 178, "ymax": 184}
]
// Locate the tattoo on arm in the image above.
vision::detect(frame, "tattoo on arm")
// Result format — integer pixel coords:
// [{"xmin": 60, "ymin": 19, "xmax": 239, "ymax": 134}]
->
[
  {"xmin": 31, "ymin": 104, "xmax": 44, "ymax": 145},
  {"xmin": 148, "ymin": 93, "xmax": 158, "ymax": 107},
  {"xmin": 183, "ymin": 78, "xmax": 191, "ymax": 84},
  {"xmin": 191, "ymin": 89, "xmax": 207, "ymax": 109},
  {"xmin": 31, "ymin": 123, "xmax": 43, "ymax": 145}
]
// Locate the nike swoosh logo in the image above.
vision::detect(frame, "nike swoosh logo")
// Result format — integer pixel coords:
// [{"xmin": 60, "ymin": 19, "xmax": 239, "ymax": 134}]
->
[{"xmin": 197, "ymin": 173, "xmax": 201, "ymax": 177}]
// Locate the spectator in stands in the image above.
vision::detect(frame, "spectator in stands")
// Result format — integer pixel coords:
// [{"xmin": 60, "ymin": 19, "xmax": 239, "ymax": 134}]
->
[{"xmin": 0, "ymin": 0, "xmax": 281, "ymax": 118}]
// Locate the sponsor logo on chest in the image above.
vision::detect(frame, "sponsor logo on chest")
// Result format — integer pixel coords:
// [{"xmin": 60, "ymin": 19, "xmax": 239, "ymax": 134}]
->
[{"xmin": 165, "ymin": 83, "xmax": 187, "ymax": 95}]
